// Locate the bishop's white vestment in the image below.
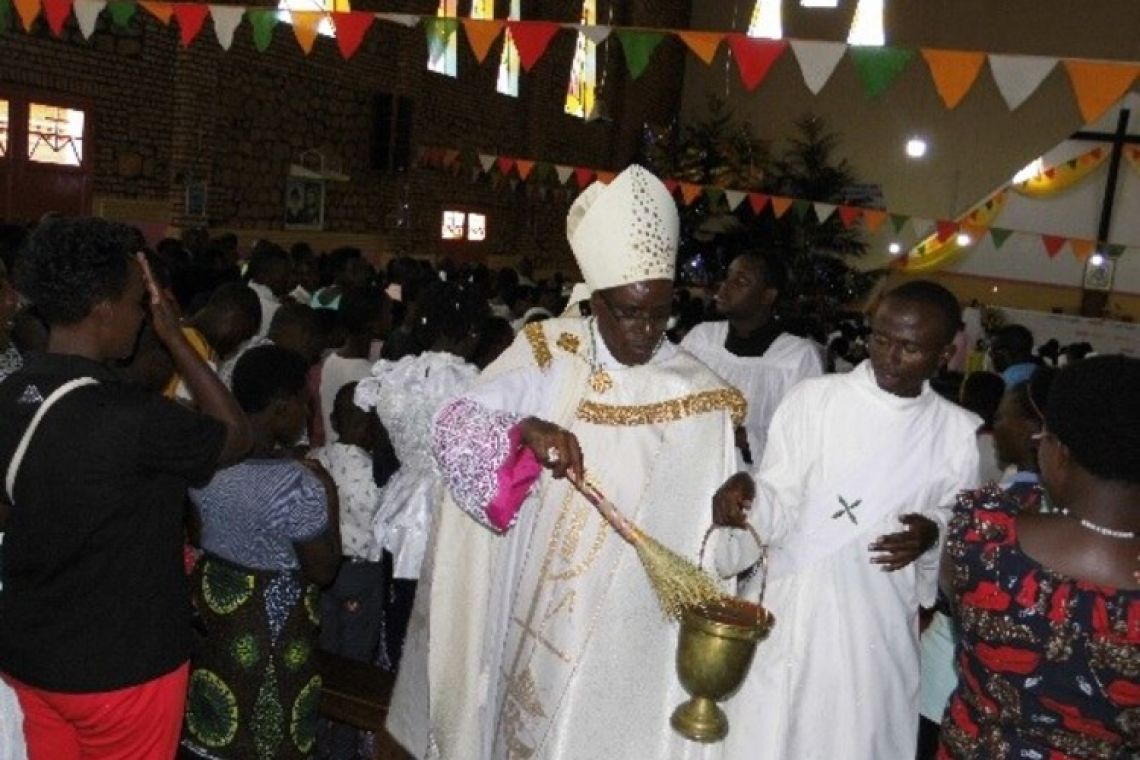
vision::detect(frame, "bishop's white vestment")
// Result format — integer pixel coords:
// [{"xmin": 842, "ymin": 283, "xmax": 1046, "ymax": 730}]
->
[
  {"xmin": 388, "ymin": 317, "xmax": 745, "ymax": 760},
  {"xmin": 718, "ymin": 360, "xmax": 980, "ymax": 760}
]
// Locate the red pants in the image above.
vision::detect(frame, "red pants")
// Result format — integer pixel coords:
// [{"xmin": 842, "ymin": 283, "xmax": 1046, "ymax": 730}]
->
[{"xmin": 5, "ymin": 662, "xmax": 188, "ymax": 760}]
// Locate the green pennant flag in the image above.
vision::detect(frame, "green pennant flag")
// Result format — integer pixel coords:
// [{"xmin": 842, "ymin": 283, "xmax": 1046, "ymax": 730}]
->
[
  {"xmin": 849, "ymin": 47, "xmax": 915, "ymax": 98},
  {"xmin": 1067, "ymin": 159, "xmax": 1078, "ymax": 170},
  {"xmin": 247, "ymin": 9, "xmax": 278, "ymax": 52},
  {"xmin": 704, "ymin": 186, "xmax": 725, "ymax": 209},
  {"xmin": 425, "ymin": 17, "xmax": 459, "ymax": 62},
  {"xmin": 614, "ymin": 29, "xmax": 666, "ymax": 80},
  {"xmin": 1106, "ymin": 243, "xmax": 1126, "ymax": 258},
  {"xmin": 890, "ymin": 213, "xmax": 910, "ymax": 233},
  {"xmin": 989, "ymin": 227, "xmax": 1014, "ymax": 249},
  {"xmin": 0, "ymin": 0, "xmax": 10, "ymax": 32},
  {"xmin": 792, "ymin": 199, "xmax": 811, "ymax": 220},
  {"xmin": 107, "ymin": 0, "xmax": 137, "ymax": 27}
]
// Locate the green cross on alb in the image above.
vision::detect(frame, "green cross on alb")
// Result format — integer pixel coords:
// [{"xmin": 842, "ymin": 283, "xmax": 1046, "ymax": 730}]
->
[{"xmin": 831, "ymin": 496, "xmax": 862, "ymax": 525}]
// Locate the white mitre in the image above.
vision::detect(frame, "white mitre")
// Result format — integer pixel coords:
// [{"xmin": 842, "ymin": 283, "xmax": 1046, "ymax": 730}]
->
[{"xmin": 566, "ymin": 164, "xmax": 678, "ymax": 292}]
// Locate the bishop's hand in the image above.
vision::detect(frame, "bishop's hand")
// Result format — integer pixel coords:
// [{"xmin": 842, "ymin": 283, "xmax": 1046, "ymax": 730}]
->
[
  {"xmin": 712, "ymin": 472, "xmax": 755, "ymax": 528},
  {"xmin": 869, "ymin": 514, "xmax": 939, "ymax": 572},
  {"xmin": 518, "ymin": 417, "xmax": 583, "ymax": 480}
]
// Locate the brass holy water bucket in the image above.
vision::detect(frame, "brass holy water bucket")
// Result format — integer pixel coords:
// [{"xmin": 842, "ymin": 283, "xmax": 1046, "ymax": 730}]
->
[{"xmin": 671, "ymin": 525, "xmax": 774, "ymax": 743}]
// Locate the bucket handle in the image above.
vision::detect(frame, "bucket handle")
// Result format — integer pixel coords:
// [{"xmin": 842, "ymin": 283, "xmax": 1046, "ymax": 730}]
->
[{"xmin": 697, "ymin": 524, "xmax": 769, "ymax": 609}]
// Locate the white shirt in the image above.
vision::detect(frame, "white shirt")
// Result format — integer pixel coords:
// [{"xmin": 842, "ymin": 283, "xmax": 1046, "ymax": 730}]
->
[
  {"xmin": 308, "ymin": 442, "xmax": 382, "ymax": 560},
  {"xmin": 247, "ymin": 280, "xmax": 280, "ymax": 337},
  {"xmin": 317, "ymin": 353, "xmax": 373, "ymax": 444}
]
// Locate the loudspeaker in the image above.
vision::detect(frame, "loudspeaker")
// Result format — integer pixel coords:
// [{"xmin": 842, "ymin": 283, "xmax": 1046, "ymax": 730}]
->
[{"xmin": 372, "ymin": 94, "xmax": 414, "ymax": 172}]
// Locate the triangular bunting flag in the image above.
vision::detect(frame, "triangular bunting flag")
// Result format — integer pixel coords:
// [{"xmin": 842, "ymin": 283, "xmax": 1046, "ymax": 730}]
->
[
  {"xmin": 210, "ymin": 4, "xmax": 244, "ymax": 50},
  {"xmin": 727, "ymin": 35, "xmax": 788, "ymax": 91},
  {"xmin": 441, "ymin": 149, "xmax": 461, "ymax": 167},
  {"xmin": 73, "ymin": 0, "xmax": 103, "ymax": 37},
  {"xmin": 507, "ymin": 20, "xmax": 561, "ymax": 72},
  {"xmin": 332, "ymin": 11, "xmax": 372, "ymax": 59},
  {"xmin": 1045, "ymin": 168, "xmax": 1056, "ymax": 179},
  {"xmin": 375, "ymin": 12, "xmax": 419, "ymax": 28},
  {"xmin": 461, "ymin": 18, "xmax": 504, "ymax": 64},
  {"xmin": 290, "ymin": 11, "xmax": 322, "ymax": 55},
  {"xmin": 704, "ymin": 186, "xmax": 725, "ymax": 208},
  {"xmin": 139, "ymin": 1, "xmax": 172, "ymax": 25},
  {"xmin": 1063, "ymin": 60, "xmax": 1140, "ymax": 124},
  {"xmin": 676, "ymin": 30, "xmax": 723, "ymax": 65},
  {"xmin": 921, "ymin": 48, "xmax": 986, "ymax": 109},
  {"xmin": 1042, "ymin": 234, "xmax": 1067, "ymax": 258},
  {"xmin": 247, "ymin": 9, "xmax": 278, "ymax": 53},
  {"xmin": 989, "ymin": 227, "xmax": 1013, "ymax": 249},
  {"xmin": 12, "ymin": 0, "xmax": 40, "ymax": 30},
  {"xmin": 1070, "ymin": 239, "xmax": 1096, "ymax": 261},
  {"xmin": 936, "ymin": 220, "xmax": 959, "ymax": 242},
  {"xmin": 837, "ymin": 205, "xmax": 861, "ymax": 228},
  {"xmin": 615, "ymin": 29, "xmax": 666, "ymax": 80},
  {"xmin": 663, "ymin": 179, "xmax": 679, "ymax": 195},
  {"xmin": 496, "ymin": 156, "xmax": 516, "ymax": 176},
  {"xmin": 724, "ymin": 190, "xmax": 746, "ymax": 211},
  {"xmin": 42, "ymin": 0, "xmax": 71, "ymax": 36},
  {"xmin": 515, "ymin": 159, "xmax": 535, "ymax": 180},
  {"xmin": 679, "ymin": 183, "xmax": 702, "ymax": 206},
  {"xmin": 1106, "ymin": 243, "xmax": 1126, "ymax": 258},
  {"xmin": 814, "ymin": 202, "xmax": 837, "ymax": 223},
  {"xmin": 172, "ymin": 3, "xmax": 210, "ymax": 47},
  {"xmin": 771, "ymin": 196, "xmax": 793, "ymax": 218},
  {"xmin": 890, "ymin": 213, "xmax": 909, "ymax": 233},
  {"xmin": 575, "ymin": 23, "xmax": 609, "ymax": 45},
  {"xmin": 791, "ymin": 199, "xmax": 812, "ymax": 220},
  {"xmin": 911, "ymin": 217, "xmax": 934, "ymax": 236},
  {"xmin": 849, "ymin": 47, "xmax": 915, "ymax": 98},
  {"xmin": 425, "ymin": 17, "xmax": 459, "ymax": 62},
  {"xmin": 859, "ymin": 209, "xmax": 886, "ymax": 233},
  {"xmin": 596, "ymin": 170, "xmax": 616, "ymax": 183},
  {"xmin": 574, "ymin": 167, "xmax": 595, "ymax": 188},
  {"xmin": 790, "ymin": 40, "xmax": 846, "ymax": 95},
  {"xmin": 748, "ymin": 193, "xmax": 770, "ymax": 214},
  {"xmin": 476, "ymin": 154, "xmax": 495, "ymax": 173},
  {"xmin": 988, "ymin": 55, "xmax": 1057, "ymax": 111},
  {"xmin": 106, "ymin": 0, "xmax": 135, "ymax": 27},
  {"xmin": 0, "ymin": 0, "xmax": 9, "ymax": 31},
  {"xmin": 555, "ymin": 165, "xmax": 573, "ymax": 184}
]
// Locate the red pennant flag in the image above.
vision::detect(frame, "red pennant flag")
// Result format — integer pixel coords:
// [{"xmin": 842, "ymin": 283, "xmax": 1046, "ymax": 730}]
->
[
  {"xmin": 663, "ymin": 179, "xmax": 679, "ymax": 195},
  {"xmin": 574, "ymin": 167, "xmax": 595, "ymax": 188},
  {"xmin": 748, "ymin": 193, "xmax": 770, "ymax": 214},
  {"xmin": 596, "ymin": 170, "xmax": 616, "ymax": 183},
  {"xmin": 1042, "ymin": 234, "xmax": 1066, "ymax": 258},
  {"xmin": 506, "ymin": 20, "xmax": 561, "ymax": 72},
  {"xmin": 515, "ymin": 159, "xmax": 535, "ymax": 180},
  {"xmin": 936, "ymin": 220, "xmax": 958, "ymax": 243},
  {"xmin": 442, "ymin": 149, "xmax": 461, "ymax": 167},
  {"xmin": 331, "ymin": 11, "xmax": 373, "ymax": 60},
  {"xmin": 838, "ymin": 205, "xmax": 861, "ymax": 228},
  {"xmin": 1044, "ymin": 168, "xmax": 1056, "ymax": 179},
  {"xmin": 726, "ymin": 35, "xmax": 787, "ymax": 91},
  {"xmin": 172, "ymin": 4, "xmax": 210, "ymax": 47},
  {"xmin": 42, "ymin": 0, "xmax": 71, "ymax": 36},
  {"xmin": 496, "ymin": 157, "xmax": 516, "ymax": 176}
]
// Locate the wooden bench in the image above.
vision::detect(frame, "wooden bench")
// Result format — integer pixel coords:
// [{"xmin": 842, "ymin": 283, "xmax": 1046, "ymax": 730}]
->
[{"xmin": 317, "ymin": 650, "xmax": 412, "ymax": 760}]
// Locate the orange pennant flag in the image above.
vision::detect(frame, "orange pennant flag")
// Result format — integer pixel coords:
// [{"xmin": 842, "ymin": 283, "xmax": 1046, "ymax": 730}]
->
[
  {"xmin": 770, "ymin": 196, "xmax": 794, "ymax": 218},
  {"xmin": 921, "ymin": 49, "xmax": 986, "ymax": 109},
  {"xmin": 139, "ymin": 1, "xmax": 173, "ymax": 24},
  {"xmin": 461, "ymin": 18, "xmax": 504, "ymax": 64},
  {"xmin": 515, "ymin": 159, "xmax": 535, "ymax": 180},
  {"xmin": 12, "ymin": 0, "xmax": 40, "ymax": 31},
  {"xmin": 442, "ymin": 149, "xmax": 461, "ymax": 167},
  {"xmin": 861, "ymin": 209, "xmax": 888, "ymax": 233},
  {"xmin": 1064, "ymin": 60, "xmax": 1140, "ymax": 124},
  {"xmin": 676, "ymin": 30, "xmax": 724, "ymax": 65},
  {"xmin": 680, "ymin": 183, "xmax": 703, "ymax": 205},
  {"xmin": 1070, "ymin": 239, "xmax": 1096, "ymax": 261},
  {"xmin": 596, "ymin": 170, "xmax": 617, "ymax": 184},
  {"xmin": 291, "ymin": 11, "xmax": 322, "ymax": 55}
]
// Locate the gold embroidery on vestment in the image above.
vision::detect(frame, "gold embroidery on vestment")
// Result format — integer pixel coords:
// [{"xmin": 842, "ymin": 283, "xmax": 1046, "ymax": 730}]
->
[
  {"xmin": 556, "ymin": 332, "xmax": 580, "ymax": 355},
  {"xmin": 524, "ymin": 322, "xmax": 552, "ymax": 369},
  {"xmin": 576, "ymin": 388, "xmax": 747, "ymax": 428}
]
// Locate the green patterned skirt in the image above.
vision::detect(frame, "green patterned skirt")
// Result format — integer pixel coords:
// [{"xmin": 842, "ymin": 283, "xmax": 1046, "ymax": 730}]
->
[{"xmin": 182, "ymin": 553, "xmax": 322, "ymax": 760}]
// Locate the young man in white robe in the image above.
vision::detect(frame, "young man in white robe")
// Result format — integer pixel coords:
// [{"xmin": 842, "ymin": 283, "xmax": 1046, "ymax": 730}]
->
[
  {"xmin": 712, "ymin": 280, "xmax": 981, "ymax": 760},
  {"xmin": 682, "ymin": 250, "xmax": 823, "ymax": 466},
  {"xmin": 385, "ymin": 165, "xmax": 746, "ymax": 760}
]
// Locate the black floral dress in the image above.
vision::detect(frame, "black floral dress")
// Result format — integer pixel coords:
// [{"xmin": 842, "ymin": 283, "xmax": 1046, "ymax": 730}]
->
[{"xmin": 939, "ymin": 487, "xmax": 1140, "ymax": 759}]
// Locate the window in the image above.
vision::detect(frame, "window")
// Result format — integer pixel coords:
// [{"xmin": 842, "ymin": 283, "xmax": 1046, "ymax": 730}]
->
[
  {"xmin": 497, "ymin": 0, "xmax": 521, "ymax": 97},
  {"xmin": 467, "ymin": 212, "xmax": 487, "ymax": 241},
  {"xmin": 747, "ymin": 0, "xmax": 782, "ymax": 40},
  {"xmin": 0, "ymin": 100, "xmax": 8, "ymax": 159},
  {"xmin": 564, "ymin": 0, "xmax": 597, "ymax": 119},
  {"xmin": 276, "ymin": 0, "xmax": 350, "ymax": 38},
  {"xmin": 442, "ymin": 210, "xmax": 466, "ymax": 240},
  {"xmin": 847, "ymin": 0, "xmax": 885, "ymax": 46},
  {"xmin": 441, "ymin": 210, "xmax": 487, "ymax": 241},
  {"xmin": 27, "ymin": 103, "xmax": 85, "ymax": 167},
  {"xmin": 428, "ymin": 0, "xmax": 459, "ymax": 78}
]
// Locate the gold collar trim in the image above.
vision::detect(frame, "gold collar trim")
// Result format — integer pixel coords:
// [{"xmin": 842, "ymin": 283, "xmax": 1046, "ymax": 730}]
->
[{"xmin": 576, "ymin": 388, "xmax": 746, "ymax": 428}]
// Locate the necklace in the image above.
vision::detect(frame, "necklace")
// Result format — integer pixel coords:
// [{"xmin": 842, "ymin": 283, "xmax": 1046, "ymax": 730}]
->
[
  {"xmin": 587, "ymin": 318, "xmax": 613, "ymax": 394},
  {"xmin": 1058, "ymin": 508, "xmax": 1137, "ymax": 539}
]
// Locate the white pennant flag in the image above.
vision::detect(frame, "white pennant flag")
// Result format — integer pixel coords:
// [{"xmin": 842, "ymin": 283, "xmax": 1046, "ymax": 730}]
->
[
  {"xmin": 724, "ymin": 190, "xmax": 747, "ymax": 211},
  {"xmin": 910, "ymin": 217, "xmax": 934, "ymax": 237},
  {"xmin": 988, "ymin": 55, "xmax": 1057, "ymax": 111},
  {"xmin": 575, "ymin": 23, "xmax": 610, "ymax": 45},
  {"xmin": 73, "ymin": 0, "xmax": 105, "ymax": 39},
  {"xmin": 376, "ymin": 13, "xmax": 420, "ymax": 28},
  {"xmin": 790, "ymin": 40, "xmax": 847, "ymax": 95},
  {"xmin": 478, "ymin": 154, "xmax": 496, "ymax": 173},
  {"xmin": 814, "ymin": 202, "xmax": 837, "ymax": 222},
  {"xmin": 210, "ymin": 5, "xmax": 245, "ymax": 50},
  {"xmin": 555, "ymin": 165, "xmax": 574, "ymax": 185}
]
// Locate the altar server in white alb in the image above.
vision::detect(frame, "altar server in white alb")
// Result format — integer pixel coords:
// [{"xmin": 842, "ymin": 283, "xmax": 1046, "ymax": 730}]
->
[
  {"xmin": 712, "ymin": 280, "xmax": 980, "ymax": 760},
  {"xmin": 394, "ymin": 165, "xmax": 745, "ymax": 760},
  {"xmin": 682, "ymin": 249, "xmax": 823, "ymax": 466}
]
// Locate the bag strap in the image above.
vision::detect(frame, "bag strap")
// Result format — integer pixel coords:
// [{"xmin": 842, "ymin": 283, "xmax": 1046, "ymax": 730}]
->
[{"xmin": 5, "ymin": 377, "xmax": 99, "ymax": 504}]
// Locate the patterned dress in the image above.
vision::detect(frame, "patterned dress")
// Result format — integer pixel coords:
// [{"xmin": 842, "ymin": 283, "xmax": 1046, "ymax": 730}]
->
[{"xmin": 939, "ymin": 487, "xmax": 1140, "ymax": 759}]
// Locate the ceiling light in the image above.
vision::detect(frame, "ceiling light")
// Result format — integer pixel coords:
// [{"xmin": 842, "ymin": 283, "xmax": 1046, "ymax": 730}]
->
[
  {"xmin": 1089, "ymin": 252, "xmax": 1106, "ymax": 266},
  {"xmin": 888, "ymin": 242, "xmax": 902, "ymax": 255},
  {"xmin": 905, "ymin": 137, "xmax": 928, "ymax": 159},
  {"xmin": 956, "ymin": 233, "xmax": 972, "ymax": 247}
]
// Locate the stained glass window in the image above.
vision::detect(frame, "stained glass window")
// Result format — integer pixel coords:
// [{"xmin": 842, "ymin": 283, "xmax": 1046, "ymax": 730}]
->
[
  {"xmin": 27, "ymin": 103, "xmax": 85, "ymax": 167},
  {"xmin": 428, "ymin": 0, "xmax": 459, "ymax": 77},
  {"xmin": 497, "ymin": 0, "xmax": 521, "ymax": 97},
  {"xmin": 747, "ymin": 0, "xmax": 782, "ymax": 40},
  {"xmin": 276, "ymin": 0, "xmax": 350, "ymax": 38},
  {"xmin": 847, "ymin": 0, "xmax": 885, "ymax": 46},
  {"xmin": 564, "ymin": 0, "xmax": 597, "ymax": 119}
]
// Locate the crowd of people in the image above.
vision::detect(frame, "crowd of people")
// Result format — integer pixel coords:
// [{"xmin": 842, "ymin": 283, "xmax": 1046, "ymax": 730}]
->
[{"xmin": 0, "ymin": 165, "xmax": 1135, "ymax": 760}]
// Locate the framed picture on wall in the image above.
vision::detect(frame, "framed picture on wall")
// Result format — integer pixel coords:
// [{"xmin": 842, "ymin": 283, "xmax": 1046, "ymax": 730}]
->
[
  {"xmin": 1082, "ymin": 255, "xmax": 1115, "ymax": 291},
  {"xmin": 284, "ymin": 176, "xmax": 324, "ymax": 230},
  {"xmin": 185, "ymin": 181, "xmax": 207, "ymax": 218}
]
